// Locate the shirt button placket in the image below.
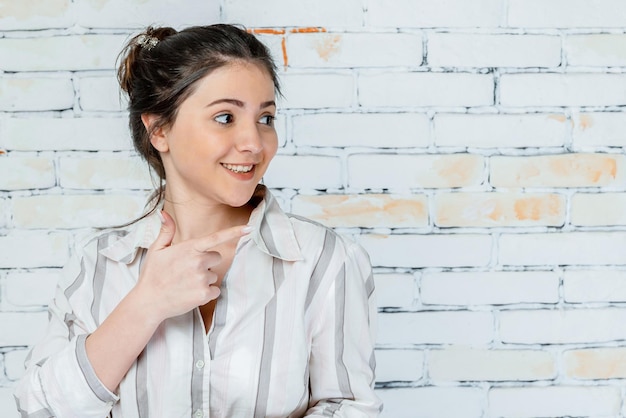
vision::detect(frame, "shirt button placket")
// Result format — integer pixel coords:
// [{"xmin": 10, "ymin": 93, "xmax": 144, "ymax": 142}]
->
[
  {"xmin": 194, "ymin": 409, "xmax": 203, "ymax": 418},
  {"xmin": 195, "ymin": 360, "xmax": 205, "ymax": 369}
]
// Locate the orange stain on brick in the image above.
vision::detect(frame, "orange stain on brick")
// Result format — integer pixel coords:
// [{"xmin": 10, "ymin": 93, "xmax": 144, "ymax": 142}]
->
[
  {"xmin": 547, "ymin": 114, "xmax": 567, "ymax": 123},
  {"xmin": 315, "ymin": 34, "xmax": 342, "ymax": 61},
  {"xmin": 435, "ymin": 156, "xmax": 483, "ymax": 187},
  {"xmin": 290, "ymin": 27, "xmax": 327, "ymax": 33},
  {"xmin": 281, "ymin": 37, "xmax": 288, "ymax": 67},
  {"xmin": 298, "ymin": 194, "xmax": 427, "ymax": 228},
  {"xmin": 514, "ymin": 195, "xmax": 561, "ymax": 221},
  {"xmin": 567, "ymin": 349, "xmax": 626, "ymax": 379},
  {"xmin": 578, "ymin": 114, "xmax": 594, "ymax": 131},
  {"xmin": 550, "ymin": 155, "xmax": 617, "ymax": 184},
  {"xmin": 250, "ymin": 28, "xmax": 286, "ymax": 35}
]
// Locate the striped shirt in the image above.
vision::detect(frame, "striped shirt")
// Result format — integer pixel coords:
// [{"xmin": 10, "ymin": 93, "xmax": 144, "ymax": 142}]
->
[{"xmin": 14, "ymin": 186, "xmax": 382, "ymax": 417}]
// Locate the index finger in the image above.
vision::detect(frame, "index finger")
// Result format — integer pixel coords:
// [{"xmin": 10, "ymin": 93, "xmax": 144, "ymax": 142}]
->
[{"xmin": 192, "ymin": 224, "xmax": 251, "ymax": 253}]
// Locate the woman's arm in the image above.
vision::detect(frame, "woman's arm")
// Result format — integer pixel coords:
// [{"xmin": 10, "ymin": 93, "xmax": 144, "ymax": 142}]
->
[{"xmin": 305, "ymin": 241, "xmax": 383, "ymax": 417}]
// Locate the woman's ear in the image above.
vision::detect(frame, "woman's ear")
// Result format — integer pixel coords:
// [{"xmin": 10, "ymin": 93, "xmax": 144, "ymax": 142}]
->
[{"xmin": 141, "ymin": 113, "xmax": 169, "ymax": 152}]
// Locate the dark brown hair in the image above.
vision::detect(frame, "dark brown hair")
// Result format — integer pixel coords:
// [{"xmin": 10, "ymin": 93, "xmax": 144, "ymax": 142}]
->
[{"xmin": 117, "ymin": 24, "xmax": 280, "ymax": 219}]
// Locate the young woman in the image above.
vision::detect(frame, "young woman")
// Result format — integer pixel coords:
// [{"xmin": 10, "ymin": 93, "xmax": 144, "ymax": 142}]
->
[{"xmin": 15, "ymin": 24, "xmax": 381, "ymax": 417}]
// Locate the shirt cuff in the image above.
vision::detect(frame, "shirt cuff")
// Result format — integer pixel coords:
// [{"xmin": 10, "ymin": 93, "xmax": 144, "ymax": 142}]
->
[{"xmin": 75, "ymin": 334, "xmax": 119, "ymax": 403}]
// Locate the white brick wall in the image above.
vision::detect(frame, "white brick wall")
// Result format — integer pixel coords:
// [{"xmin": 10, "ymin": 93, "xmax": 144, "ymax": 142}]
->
[{"xmin": 3, "ymin": 1, "xmax": 626, "ymax": 417}]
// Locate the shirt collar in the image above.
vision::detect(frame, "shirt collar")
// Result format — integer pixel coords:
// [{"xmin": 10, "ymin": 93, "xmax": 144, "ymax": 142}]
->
[{"xmin": 99, "ymin": 185, "xmax": 303, "ymax": 264}]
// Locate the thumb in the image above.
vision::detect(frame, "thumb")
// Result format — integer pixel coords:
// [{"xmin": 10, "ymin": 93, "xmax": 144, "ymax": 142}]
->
[{"xmin": 152, "ymin": 210, "xmax": 176, "ymax": 250}]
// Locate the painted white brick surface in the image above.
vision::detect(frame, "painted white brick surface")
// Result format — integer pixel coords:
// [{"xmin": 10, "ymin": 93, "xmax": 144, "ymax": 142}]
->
[
  {"xmin": 428, "ymin": 33, "xmax": 561, "ymax": 68},
  {"xmin": 488, "ymin": 386, "xmax": 621, "ymax": 417},
  {"xmin": 293, "ymin": 113, "xmax": 430, "ymax": 148},
  {"xmin": 2, "ymin": 118, "xmax": 132, "ymax": 151},
  {"xmin": 4, "ymin": 1, "xmax": 626, "ymax": 416},
  {"xmin": 287, "ymin": 33, "xmax": 423, "ymax": 68},
  {"xmin": 0, "ymin": 77, "xmax": 74, "ymax": 111},
  {"xmin": 359, "ymin": 72, "xmax": 494, "ymax": 107},
  {"xmin": 434, "ymin": 113, "xmax": 567, "ymax": 148}
]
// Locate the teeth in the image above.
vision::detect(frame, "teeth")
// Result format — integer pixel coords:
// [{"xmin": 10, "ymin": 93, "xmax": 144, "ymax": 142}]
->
[{"xmin": 223, "ymin": 163, "xmax": 253, "ymax": 173}]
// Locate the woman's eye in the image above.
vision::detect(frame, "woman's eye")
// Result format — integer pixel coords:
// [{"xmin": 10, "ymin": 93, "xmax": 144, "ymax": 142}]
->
[
  {"xmin": 259, "ymin": 115, "xmax": 275, "ymax": 126},
  {"xmin": 215, "ymin": 114, "xmax": 234, "ymax": 124}
]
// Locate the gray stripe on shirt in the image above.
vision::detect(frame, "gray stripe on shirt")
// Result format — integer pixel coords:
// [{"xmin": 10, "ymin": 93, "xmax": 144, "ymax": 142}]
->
[
  {"xmin": 305, "ymin": 231, "xmax": 336, "ymax": 311},
  {"xmin": 253, "ymin": 257, "xmax": 283, "ymax": 418},
  {"xmin": 191, "ymin": 312, "xmax": 205, "ymax": 414},
  {"xmin": 334, "ymin": 263, "xmax": 353, "ymax": 398},
  {"xmin": 136, "ymin": 348, "xmax": 149, "ymax": 418},
  {"xmin": 90, "ymin": 235, "xmax": 109, "ymax": 323}
]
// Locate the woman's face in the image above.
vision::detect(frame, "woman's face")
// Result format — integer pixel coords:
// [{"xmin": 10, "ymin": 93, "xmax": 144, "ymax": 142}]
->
[{"xmin": 150, "ymin": 62, "xmax": 278, "ymax": 208}]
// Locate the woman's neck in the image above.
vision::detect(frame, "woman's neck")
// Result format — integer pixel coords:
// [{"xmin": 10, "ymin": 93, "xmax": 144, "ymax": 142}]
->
[{"xmin": 162, "ymin": 198, "xmax": 252, "ymax": 244}]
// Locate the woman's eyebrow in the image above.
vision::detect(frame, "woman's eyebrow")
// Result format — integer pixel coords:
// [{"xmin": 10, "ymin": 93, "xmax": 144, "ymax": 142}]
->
[{"xmin": 206, "ymin": 98, "xmax": 276, "ymax": 109}]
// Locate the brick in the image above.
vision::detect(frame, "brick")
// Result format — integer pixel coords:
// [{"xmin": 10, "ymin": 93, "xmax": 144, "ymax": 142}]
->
[
  {"xmin": 75, "ymin": 0, "xmax": 220, "ymax": 29},
  {"xmin": 2, "ymin": 117, "xmax": 132, "ymax": 151},
  {"xmin": 375, "ymin": 349, "xmax": 423, "ymax": 382},
  {"xmin": 223, "ymin": 0, "xmax": 363, "ymax": 27},
  {"xmin": 360, "ymin": 233, "xmax": 491, "ymax": 268},
  {"xmin": 377, "ymin": 311, "xmax": 493, "ymax": 345},
  {"xmin": 429, "ymin": 347, "xmax": 556, "ymax": 381},
  {"xmin": 374, "ymin": 273, "xmax": 416, "ymax": 308},
  {"xmin": 349, "ymin": 154, "xmax": 484, "ymax": 189},
  {"xmin": 293, "ymin": 113, "xmax": 430, "ymax": 148},
  {"xmin": 12, "ymin": 194, "xmax": 146, "ymax": 229},
  {"xmin": 500, "ymin": 73, "xmax": 626, "ymax": 107},
  {"xmin": 429, "ymin": 34, "xmax": 560, "ymax": 68},
  {"xmin": 0, "ymin": 157, "xmax": 55, "ymax": 191},
  {"xmin": 59, "ymin": 156, "xmax": 152, "ymax": 190},
  {"xmin": 566, "ymin": 34, "xmax": 626, "ymax": 67},
  {"xmin": 369, "ymin": 0, "xmax": 502, "ymax": 28},
  {"xmin": 499, "ymin": 232, "xmax": 626, "ymax": 267},
  {"xmin": 291, "ymin": 194, "xmax": 428, "ymax": 228},
  {"xmin": 421, "ymin": 271, "xmax": 559, "ymax": 305},
  {"xmin": 359, "ymin": 72, "xmax": 493, "ymax": 107},
  {"xmin": 0, "ymin": 0, "xmax": 73, "ymax": 30},
  {"xmin": 571, "ymin": 193, "xmax": 626, "ymax": 226},
  {"xmin": 0, "ymin": 77, "xmax": 73, "ymax": 111},
  {"xmin": 279, "ymin": 73, "xmax": 354, "ymax": 109},
  {"xmin": 500, "ymin": 308, "xmax": 626, "ymax": 344},
  {"xmin": 377, "ymin": 387, "xmax": 483, "ymax": 418},
  {"xmin": 5, "ymin": 271, "xmax": 58, "ymax": 307},
  {"xmin": 78, "ymin": 76, "xmax": 127, "ymax": 112},
  {"xmin": 508, "ymin": 0, "xmax": 626, "ymax": 28},
  {"xmin": 435, "ymin": 192, "xmax": 565, "ymax": 227},
  {"xmin": 488, "ymin": 386, "xmax": 620, "ymax": 417},
  {"xmin": 0, "ymin": 232, "xmax": 69, "ymax": 268},
  {"xmin": 287, "ymin": 33, "xmax": 422, "ymax": 68},
  {"xmin": 262, "ymin": 155, "xmax": 342, "ymax": 189},
  {"xmin": 563, "ymin": 270, "xmax": 626, "ymax": 303},
  {"xmin": 573, "ymin": 112, "xmax": 626, "ymax": 148},
  {"xmin": 0, "ymin": 198, "xmax": 7, "ymax": 228},
  {"xmin": 434, "ymin": 113, "xmax": 567, "ymax": 148},
  {"xmin": 5, "ymin": 349, "xmax": 28, "ymax": 381},
  {"xmin": 0, "ymin": 312, "xmax": 48, "ymax": 346},
  {"xmin": 565, "ymin": 347, "xmax": 626, "ymax": 379},
  {"xmin": 0, "ymin": 35, "xmax": 127, "ymax": 72},
  {"xmin": 490, "ymin": 154, "xmax": 626, "ymax": 188}
]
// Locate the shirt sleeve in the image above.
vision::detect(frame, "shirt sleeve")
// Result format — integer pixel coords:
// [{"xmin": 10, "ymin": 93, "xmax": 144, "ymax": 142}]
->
[
  {"xmin": 305, "ymin": 240, "xmax": 383, "ymax": 417},
  {"xmin": 13, "ymin": 243, "xmax": 119, "ymax": 417}
]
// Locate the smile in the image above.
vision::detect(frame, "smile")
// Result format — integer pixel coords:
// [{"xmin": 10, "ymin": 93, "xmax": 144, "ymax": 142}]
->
[{"xmin": 222, "ymin": 163, "xmax": 254, "ymax": 173}]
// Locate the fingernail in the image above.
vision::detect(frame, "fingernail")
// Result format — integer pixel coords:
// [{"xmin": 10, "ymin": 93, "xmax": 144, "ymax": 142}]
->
[
  {"xmin": 242, "ymin": 225, "xmax": 254, "ymax": 234},
  {"xmin": 157, "ymin": 210, "xmax": 165, "ymax": 224}
]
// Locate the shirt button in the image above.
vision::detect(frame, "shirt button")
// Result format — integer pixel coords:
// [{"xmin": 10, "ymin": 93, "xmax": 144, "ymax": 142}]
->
[
  {"xmin": 194, "ymin": 410, "xmax": 203, "ymax": 418},
  {"xmin": 195, "ymin": 360, "xmax": 205, "ymax": 369}
]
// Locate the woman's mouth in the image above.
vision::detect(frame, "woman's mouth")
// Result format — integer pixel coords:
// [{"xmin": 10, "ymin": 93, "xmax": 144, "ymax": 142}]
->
[{"xmin": 222, "ymin": 163, "xmax": 254, "ymax": 173}]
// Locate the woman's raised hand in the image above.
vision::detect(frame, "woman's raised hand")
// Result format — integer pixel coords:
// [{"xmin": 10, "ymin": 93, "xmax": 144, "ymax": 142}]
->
[{"xmin": 136, "ymin": 210, "xmax": 250, "ymax": 322}]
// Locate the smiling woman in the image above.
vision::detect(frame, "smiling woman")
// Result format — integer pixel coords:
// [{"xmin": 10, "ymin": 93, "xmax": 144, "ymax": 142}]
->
[{"xmin": 13, "ymin": 24, "xmax": 381, "ymax": 417}]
